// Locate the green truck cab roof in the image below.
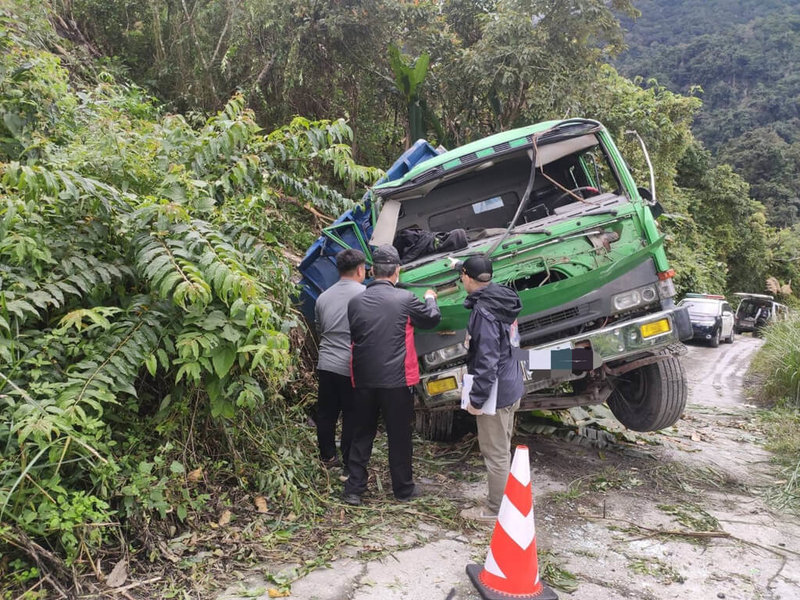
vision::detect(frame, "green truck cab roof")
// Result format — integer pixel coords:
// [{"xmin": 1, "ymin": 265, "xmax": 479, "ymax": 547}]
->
[{"xmin": 373, "ymin": 119, "xmax": 602, "ymax": 194}]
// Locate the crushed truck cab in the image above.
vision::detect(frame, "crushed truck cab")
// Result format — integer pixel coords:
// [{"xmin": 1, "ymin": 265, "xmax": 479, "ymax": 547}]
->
[{"xmin": 300, "ymin": 119, "xmax": 691, "ymax": 439}]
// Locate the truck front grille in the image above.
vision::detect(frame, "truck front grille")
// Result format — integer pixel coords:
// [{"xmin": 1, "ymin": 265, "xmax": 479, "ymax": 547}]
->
[{"xmin": 519, "ymin": 305, "xmax": 588, "ymax": 333}]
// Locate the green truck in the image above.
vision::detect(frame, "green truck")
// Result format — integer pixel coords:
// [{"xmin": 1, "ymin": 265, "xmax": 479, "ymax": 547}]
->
[{"xmin": 300, "ymin": 118, "xmax": 692, "ymax": 439}]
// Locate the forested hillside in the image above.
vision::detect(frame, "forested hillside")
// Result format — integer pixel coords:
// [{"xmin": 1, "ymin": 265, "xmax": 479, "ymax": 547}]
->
[
  {"xmin": 1, "ymin": 0, "xmax": 799, "ymax": 596},
  {"xmin": 617, "ymin": 0, "xmax": 800, "ymax": 227}
]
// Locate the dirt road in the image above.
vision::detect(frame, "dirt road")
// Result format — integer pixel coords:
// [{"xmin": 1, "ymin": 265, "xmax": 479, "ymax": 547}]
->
[{"xmin": 220, "ymin": 336, "xmax": 800, "ymax": 600}]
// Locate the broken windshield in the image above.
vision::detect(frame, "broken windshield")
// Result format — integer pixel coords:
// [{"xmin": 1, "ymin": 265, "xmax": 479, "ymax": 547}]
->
[{"xmin": 374, "ymin": 137, "xmax": 625, "ymax": 246}]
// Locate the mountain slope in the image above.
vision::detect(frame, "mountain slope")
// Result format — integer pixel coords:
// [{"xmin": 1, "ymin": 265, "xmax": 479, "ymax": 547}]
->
[{"xmin": 617, "ymin": 0, "xmax": 800, "ymax": 226}]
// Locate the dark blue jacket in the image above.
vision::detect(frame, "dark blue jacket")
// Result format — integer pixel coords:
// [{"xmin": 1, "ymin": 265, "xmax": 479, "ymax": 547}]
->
[{"xmin": 465, "ymin": 282, "xmax": 524, "ymax": 410}]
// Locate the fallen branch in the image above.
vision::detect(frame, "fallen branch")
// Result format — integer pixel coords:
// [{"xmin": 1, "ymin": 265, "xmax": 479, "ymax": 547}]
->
[
  {"xmin": 590, "ymin": 513, "xmax": 800, "ymax": 562},
  {"xmin": 3, "ymin": 527, "xmax": 73, "ymax": 589},
  {"xmin": 586, "ymin": 515, "xmax": 730, "ymax": 542},
  {"xmin": 625, "ymin": 529, "xmax": 730, "ymax": 542},
  {"xmin": 277, "ymin": 193, "xmax": 335, "ymax": 225},
  {"xmin": 77, "ymin": 576, "xmax": 162, "ymax": 598}
]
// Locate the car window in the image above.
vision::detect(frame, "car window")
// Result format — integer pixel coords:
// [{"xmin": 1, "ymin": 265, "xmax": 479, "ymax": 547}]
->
[
  {"xmin": 427, "ymin": 190, "xmax": 520, "ymax": 231},
  {"xmin": 680, "ymin": 300, "xmax": 719, "ymax": 316},
  {"xmin": 391, "ymin": 136, "xmax": 627, "ymax": 236},
  {"xmin": 738, "ymin": 300, "xmax": 762, "ymax": 318},
  {"xmin": 579, "ymin": 146, "xmax": 620, "ymax": 194}
]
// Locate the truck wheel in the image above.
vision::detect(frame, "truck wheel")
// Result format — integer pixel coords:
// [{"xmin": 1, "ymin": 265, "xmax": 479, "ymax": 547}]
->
[
  {"xmin": 414, "ymin": 409, "xmax": 454, "ymax": 441},
  {"xmin": 607, "ymin": 352, "xmax": 687, "ymax": 432}
]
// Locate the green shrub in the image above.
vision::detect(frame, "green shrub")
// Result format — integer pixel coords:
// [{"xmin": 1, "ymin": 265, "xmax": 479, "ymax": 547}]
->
[
  {"xmin": 751, "ymin": 312, "xmax": 800, "ymax": 513},
  {"xmin": 750, "ymin": 313, "xmax": 800, "ymax": 407},
  {"xmin": 0, "ymin": 8, "xmax": 382, "ymax": 590}
]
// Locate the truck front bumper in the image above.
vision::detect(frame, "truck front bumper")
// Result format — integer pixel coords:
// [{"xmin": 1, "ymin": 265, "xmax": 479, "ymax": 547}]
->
[{"xmin": 418, "ymin": 306, "xmax": 690, "ymax": 407}]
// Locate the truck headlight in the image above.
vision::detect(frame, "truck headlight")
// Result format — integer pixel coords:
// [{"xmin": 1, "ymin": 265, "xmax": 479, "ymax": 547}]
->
[
  {"xmin": 612, "ymin": 285, "xmax": 658, "ymax": 312},
  {"xmin": 423, "ymin": 342, "xmax": 467, "ymax": 370},
  {"xmin": 613, "ymin": 290, "xmax": 641, "ymax": 311}
]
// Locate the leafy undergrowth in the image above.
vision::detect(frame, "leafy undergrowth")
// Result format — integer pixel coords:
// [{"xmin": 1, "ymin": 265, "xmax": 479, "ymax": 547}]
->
[
  {"xmin": 759, "ymin": 408, "xmax": 800, "ymax": 514},
  {"xmin": 749, "ymin": 313, "xmax": 800, "ymax": 514},
  {"xmin": 0, "ymin": 5, "xmax": 383, "ymax": 597},
  {"xmin": 749, "ymin": 313, "xmax": 800, "ymax": 406},
  {"xmin": 89, "ymin": 432, "xmax": 480, "ymax": 598}
]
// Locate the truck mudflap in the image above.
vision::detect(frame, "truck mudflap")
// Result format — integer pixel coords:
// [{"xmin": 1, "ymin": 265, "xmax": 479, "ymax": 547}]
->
[{"xmin": 418, "ymin": 307, "xmax": 689, "ymax": 406}]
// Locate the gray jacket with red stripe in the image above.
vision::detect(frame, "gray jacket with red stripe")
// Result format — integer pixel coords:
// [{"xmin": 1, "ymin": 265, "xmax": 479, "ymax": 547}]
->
[{"xmin": 348, "ymin": 279, "xmax": 441, "ymax": 388}]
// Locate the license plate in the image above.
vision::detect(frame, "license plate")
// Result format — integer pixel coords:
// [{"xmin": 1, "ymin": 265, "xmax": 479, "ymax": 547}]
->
[
  {"xmin": 426, "ymin": 376, "xmax": 458, "ymax": 395},
  {"xmin": 527, "ymin": 342, "xmax": 572, "ymax": 370},
  {"xmin": 640, "ymin": 319, "xmax": 671, "ymax": 338}
]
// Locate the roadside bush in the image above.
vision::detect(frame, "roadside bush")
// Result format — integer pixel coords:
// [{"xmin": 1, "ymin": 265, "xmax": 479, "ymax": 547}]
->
[
  {"xmin": 750, "ymin": 311, "xmax": 800, "ymax": 514},
  {"xmin": 749, "ymin": 312, "xmax": 800, "ymax": 407},
  {"xmin": 0, "ymin": 8, "xmax": 381, "ymax": 594}
]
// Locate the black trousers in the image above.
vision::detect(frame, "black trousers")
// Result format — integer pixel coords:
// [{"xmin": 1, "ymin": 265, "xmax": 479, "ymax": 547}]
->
[
  {"xmin": 344, "ymin": 386, "xmax": 415, "ymax": 499},
  {"xmin": 316, "ymin": 370, "xmax": 355, "ymax": 466}
]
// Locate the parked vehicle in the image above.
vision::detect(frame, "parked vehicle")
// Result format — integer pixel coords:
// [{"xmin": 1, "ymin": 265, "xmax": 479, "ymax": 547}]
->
[
  {"xmin": 733, "ymin": 293, "xmax": 790, "ymax": 337},
  {"xmin": 299, "ymin": 119, "xmax": 692, "ymax": 438},
  {"xmin": 677, "ymin": 294, "xmax": 735, "ymax": 347}
]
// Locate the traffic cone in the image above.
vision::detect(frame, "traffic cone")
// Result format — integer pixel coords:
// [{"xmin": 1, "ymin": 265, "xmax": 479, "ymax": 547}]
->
[{"xmin": 466, "ymin": 445, "xmax": 557, "ymax": 599}]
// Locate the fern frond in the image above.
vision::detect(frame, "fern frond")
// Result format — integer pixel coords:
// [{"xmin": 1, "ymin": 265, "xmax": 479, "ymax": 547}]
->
[
  {"xmin": 267, "ymin": 171, "xmax": 354, "ymax": 214},
  {"xmin": 184, "ymin": 219, "xmax": 263, "ymax": 304},
  {"xmin": 134, "ymin": 232, "xmax": 211, "ymax": 309},
  {"xmin": 186, "ymin": 95, "xmax": 260, "ymax": 177},
  {"xmin": 2, "ymin": 163, "xmax": 133, "ymax": 216},
  {"xmin": 56, "ymin": 305, "xmax": 167, "ymax": 419}
]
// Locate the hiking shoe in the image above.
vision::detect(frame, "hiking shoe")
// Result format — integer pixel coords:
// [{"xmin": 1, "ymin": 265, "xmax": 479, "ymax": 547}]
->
[
  {"xmin": 394, "ymin": 486, "xmax": 422, "ymax": 502},
  {"xmin": 321, "ymin": 456, "xmax": 341, "ymax": 469},
  {"xmin": 342, "ymin": 493, "xmax": 362, "ymax": 506},
  {"xmin": 460, "ymin": 506, "xmax": 497, "ymax": 524}
]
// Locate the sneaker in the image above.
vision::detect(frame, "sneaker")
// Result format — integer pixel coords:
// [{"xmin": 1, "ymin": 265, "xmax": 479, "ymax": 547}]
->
[
  {"xmin": 460, "ymin": 506, "xmax": 497, "ymax": 524},
  {"xmin": 342, "ymin": 493, "xmax": 362, "ymax": 506}
]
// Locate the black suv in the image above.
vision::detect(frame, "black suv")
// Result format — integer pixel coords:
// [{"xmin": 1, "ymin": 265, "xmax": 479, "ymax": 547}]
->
[{"xmin": 677, "ymin": 294, "xmax": 735, "ymax": 347}]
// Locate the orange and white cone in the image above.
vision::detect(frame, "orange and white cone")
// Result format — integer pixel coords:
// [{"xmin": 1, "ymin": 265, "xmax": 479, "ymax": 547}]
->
[{"xmin": 466, "ymin": 445, "xmax": 557, "ymax": 599}]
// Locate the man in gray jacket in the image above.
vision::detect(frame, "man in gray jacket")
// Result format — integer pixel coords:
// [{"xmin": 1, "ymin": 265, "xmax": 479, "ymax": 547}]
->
[
  {"xmin": 315, "ymin": 249, "xmax": 367, "ymax": 479},
  {"xmin": 343, "ymin": 245, "xmax": 441, "ymax": 505},
  {"xmin": 458, "ymin": 256, "xmax": 524, "ymax": 524}
]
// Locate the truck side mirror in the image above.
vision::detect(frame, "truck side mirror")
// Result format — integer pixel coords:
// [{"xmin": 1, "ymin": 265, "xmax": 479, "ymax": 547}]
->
[{"xmin": 638, "ymin": 187, "xmax": 664, "ymax": 218}]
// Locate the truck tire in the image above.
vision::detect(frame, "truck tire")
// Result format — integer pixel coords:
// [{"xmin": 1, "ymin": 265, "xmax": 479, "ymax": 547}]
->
[
  {"xmin": 607, "ymin": 352, "xmax": 687, "ymax": 432},
  {"xmin": 414, "ymin": 409, "xmax": 454, "ymax": 441}
]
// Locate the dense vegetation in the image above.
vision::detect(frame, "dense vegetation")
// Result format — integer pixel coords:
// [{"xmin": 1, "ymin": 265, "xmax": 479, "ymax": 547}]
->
[
  {"xmin": 63, "ymin": 0, "xmax": 640, "ymax": 164},
  {"xmin": 620, "ymin": 0, "xmax": 800, "ymax": 520},
  {"xmin": 1, "ymin": 0, "xmax": 799, "ymax": 596},
  {"xmin": 617, "ymin": 0, "xmax": 800, "ymax": 227},
  {"xmin": 0, "ymin": 1, "xmax": 382, "ymax": 594},
  {"xmin": 751, "ymin": 315, "xmax": 800, "ymax": 513}
]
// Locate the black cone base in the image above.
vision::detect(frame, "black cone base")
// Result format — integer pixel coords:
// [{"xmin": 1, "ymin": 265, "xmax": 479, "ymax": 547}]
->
[{"xmin": 466, "ymin": 563, "xmax": 558, "ymax": 600}]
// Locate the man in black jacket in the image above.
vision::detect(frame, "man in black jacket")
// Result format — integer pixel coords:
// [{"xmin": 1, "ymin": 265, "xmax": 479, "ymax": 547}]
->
[
  {"xmin": 343, "ymin": 245, "xmax": 441, "ymax": 505},
  {"xmin": 458, "ymin": 256, "xmax": 524, "ymax": 524}
]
